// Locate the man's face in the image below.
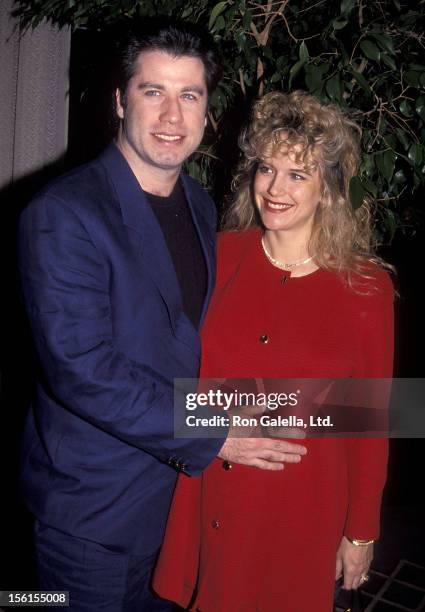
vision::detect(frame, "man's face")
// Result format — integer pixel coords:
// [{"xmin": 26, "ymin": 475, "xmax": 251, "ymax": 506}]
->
[{"xmin": 116, "ymin": 50, "xmax": 208, "ymax": 178}]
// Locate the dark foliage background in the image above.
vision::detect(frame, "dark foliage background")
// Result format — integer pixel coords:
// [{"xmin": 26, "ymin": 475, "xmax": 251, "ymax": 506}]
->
[{"xmin": 13, "ymin": 0, "xmax": 425, "ymax": 239}]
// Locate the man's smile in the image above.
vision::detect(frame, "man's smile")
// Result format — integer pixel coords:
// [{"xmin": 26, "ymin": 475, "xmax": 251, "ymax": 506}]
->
[{"xmin": 153, "ymin": 133, "xmax": 184, "ymax": 142}]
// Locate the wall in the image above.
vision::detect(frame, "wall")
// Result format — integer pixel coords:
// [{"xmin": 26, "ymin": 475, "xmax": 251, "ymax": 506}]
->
[{"xmin": 0, "ymin": 1, "xmax": 70, "ymax": 190}]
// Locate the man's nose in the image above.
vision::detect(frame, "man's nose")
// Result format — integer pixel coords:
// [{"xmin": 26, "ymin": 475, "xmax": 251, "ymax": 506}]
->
[{"xmin": 159, "ymin": 96, "xmax": 183, "ymax": 124}]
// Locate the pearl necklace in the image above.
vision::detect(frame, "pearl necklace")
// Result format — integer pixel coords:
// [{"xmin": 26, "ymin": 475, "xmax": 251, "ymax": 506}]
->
[{"xmin": 261, "ymin": 237, "xmax": 314, "ymax": 270}]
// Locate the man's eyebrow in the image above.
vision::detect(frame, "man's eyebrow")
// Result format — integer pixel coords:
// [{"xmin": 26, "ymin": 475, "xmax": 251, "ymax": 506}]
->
[
  {"xmin": 181, "ymin": 85, "xmax": 205, "ymax": 96},
  {"xmin": 137, "ymin": 82, "xmax": 165, "ymax": 90},
  {"xmin": 136, "ymin": 82, "xmax": 205, "ymax": 95}
]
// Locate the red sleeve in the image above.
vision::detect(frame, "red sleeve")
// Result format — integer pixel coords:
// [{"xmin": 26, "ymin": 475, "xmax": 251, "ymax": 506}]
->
[{"xmin": 344, "ymin": 270, "xmax": 394, "ymax": 539}]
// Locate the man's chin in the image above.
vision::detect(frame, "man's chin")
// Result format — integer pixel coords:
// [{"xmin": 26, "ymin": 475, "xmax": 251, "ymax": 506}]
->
[{"xmin": 149, "ymin": 154, "xmax": 186, "ymax": 172}]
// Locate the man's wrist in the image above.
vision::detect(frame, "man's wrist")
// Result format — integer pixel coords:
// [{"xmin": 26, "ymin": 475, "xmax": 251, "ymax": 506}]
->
[{"xmin": 347, "ymin": 537, "xmax": 375, "ymax": 546}]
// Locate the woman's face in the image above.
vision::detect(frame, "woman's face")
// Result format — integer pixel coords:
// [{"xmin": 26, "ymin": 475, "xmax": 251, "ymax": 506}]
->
[{"xmin": 253, "ymin": 150, "xmax": 323, "ymax": 241}]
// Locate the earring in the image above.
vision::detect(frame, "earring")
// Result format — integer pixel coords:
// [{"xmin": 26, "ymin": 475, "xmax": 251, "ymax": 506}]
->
[{"xmin": 204, "ymin": 116, "xmax": 208, "ymax": 127}]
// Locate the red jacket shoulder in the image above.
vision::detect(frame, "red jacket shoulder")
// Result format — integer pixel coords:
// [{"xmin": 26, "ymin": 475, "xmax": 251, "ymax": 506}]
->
[
  {"xmin": 349, "ymin": 262, "xmax": 394, "ymax": 300},
  {"xmin": 216, "ymin": 228, "xmax": 260, "ymax": 287}
]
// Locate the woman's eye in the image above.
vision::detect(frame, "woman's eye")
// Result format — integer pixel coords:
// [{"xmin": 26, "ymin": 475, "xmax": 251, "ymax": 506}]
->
[
  {"xmin": 291, "ymin": 173, "xmax": 305, "ymax": 180},
  {"xmin": 258, "ymin": 165, "xmax": 272, "ymax": 174}
]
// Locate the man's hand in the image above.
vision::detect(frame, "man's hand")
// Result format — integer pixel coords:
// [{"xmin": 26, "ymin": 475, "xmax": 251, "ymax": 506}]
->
[
  {"xmin": 218, "ymin": 437, "xmax": 307, "ymax": 470},
  {"xmin": 217, "ymin": 405, "xmax": 307, "ymax": 470},
  {"xmin": 335, "ymin": 536, "xmax": 373, "ymax": 590}
]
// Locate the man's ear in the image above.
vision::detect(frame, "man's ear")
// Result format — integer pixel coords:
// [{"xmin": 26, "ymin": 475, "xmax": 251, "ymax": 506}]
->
[{"xmin": 116, "ymin": 88, "xmax": 125, "ymax": 120}]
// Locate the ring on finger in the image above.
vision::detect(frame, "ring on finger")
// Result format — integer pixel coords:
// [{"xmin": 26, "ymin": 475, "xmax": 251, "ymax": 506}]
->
[{"xmin": 360, "ymin": 574, "xmax": 369, "ymax": 583}]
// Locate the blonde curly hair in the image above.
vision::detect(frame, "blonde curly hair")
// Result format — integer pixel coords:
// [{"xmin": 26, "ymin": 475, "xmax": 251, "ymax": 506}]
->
[{"xmin": 224, "ymin": 90, "xmax": 386, "ymax": 277}]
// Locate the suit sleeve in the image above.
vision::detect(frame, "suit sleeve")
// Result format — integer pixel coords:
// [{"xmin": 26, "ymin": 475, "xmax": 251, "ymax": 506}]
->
[
  {"xmin": 344, "ymin": 272, "xmax": 394, "ymax": 539},
  {"xmin": 19, "ymin": 192, "xmax": 225, "ymax": 476}
]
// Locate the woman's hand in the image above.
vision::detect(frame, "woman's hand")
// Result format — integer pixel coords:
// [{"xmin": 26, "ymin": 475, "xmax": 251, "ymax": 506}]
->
[{"xmin": 335, "ymin": 536, "xmax": 373, "ymax": 590}]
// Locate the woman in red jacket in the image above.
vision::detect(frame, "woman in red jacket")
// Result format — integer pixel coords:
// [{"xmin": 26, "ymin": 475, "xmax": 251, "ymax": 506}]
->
[{"xmin": 154, "ymin": 90, "xmax": 394, "ymax": 611}]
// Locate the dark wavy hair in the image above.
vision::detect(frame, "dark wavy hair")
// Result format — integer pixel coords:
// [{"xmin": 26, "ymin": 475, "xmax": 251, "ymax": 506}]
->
[{"xmin": 114, "ymin": 18, "xmax": 221, "ymax": 105}]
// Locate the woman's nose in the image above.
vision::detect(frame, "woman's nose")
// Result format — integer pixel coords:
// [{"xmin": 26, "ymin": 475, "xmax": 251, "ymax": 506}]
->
[{"xmin": 268, "ymin": 175, "xmax": 287, "ymax": 197}]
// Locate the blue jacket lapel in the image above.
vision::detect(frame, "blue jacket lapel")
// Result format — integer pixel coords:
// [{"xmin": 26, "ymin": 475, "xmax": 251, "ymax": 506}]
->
[
  {"xmin": 99, "ymin": 144, "xmax": 214, "ymax": 347},
  {"xmin": 99, "ymin": 144, "xmax": 182, "ymax": 327}
]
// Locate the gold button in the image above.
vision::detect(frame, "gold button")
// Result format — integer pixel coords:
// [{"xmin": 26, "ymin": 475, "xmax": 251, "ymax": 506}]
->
[
  {"xmin": 259, "ymin": 334, "xmax": 269, "ymax": 344},
  {"xmin": 211, "ymin": 520, "xmax": 220, "ymax": 529},
  {"xmin": 222, "ymin": 460, "xmax": 232, "ymax": 471}
]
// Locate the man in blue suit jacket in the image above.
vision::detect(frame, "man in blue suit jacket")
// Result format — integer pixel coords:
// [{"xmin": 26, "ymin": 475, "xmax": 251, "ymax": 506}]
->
[{"xmin": 19, "ymin": 19, "xmax": 306, "ymax": 611}]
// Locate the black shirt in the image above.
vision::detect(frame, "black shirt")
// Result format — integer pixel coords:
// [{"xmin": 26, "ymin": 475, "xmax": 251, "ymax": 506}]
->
[{"xmin": 146, "ymin": 180, "xmax": 207, "ymax": 329}]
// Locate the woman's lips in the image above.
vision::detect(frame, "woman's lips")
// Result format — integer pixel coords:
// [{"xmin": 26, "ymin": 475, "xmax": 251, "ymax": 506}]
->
[{"xmin": 263, "ymin": 198, "xmax": 294, "ymax": 213}]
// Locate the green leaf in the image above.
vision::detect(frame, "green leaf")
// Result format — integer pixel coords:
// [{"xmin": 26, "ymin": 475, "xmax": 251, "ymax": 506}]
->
[
  {"xmin": 362, "ymin": 178, "xmax": 378, "ymax": 198},
  {"xmin": 181, "ymin": 6, "xmax": 194, "ymax": 19},
  {"xmin": 399, "ymin": 100, "xmax": 413, "ymax": 117},
  {"xmin": 341, "ymin": 0, "xmax": 355, "ymax": 13},
  {"xmin": 376, "ymin": 150, "xmax": 396, "ymax": 181},
  {"xmin": 246, "ymin": 49, "xmax": 256, "ymax": 70},
  {"xmin": 385, "ymin": 134, "xmax": 398, "ymax": 149},
  {"xmin": 208, "ymin": 1, "xmax": 227, "ymax": 30},
  {"xmin": 362, "ymin": 129, "xmax": 372, "ymax": 148},
  {"xmin": 215, "ymin": 15, "xmax": 225, "ymax": 31},
  {"xmin": 243, "ymin": 71, "xmax": 253, "ymax": 86},
  {"xmin": 360, "ymin": 40, "xmax": 381, "ymax": 61},
  {"xmin": 405, "ymin": 71, "xmax": 420, "ymax": 87},
  {"xmin": 360, "ymin": 153, "xmax": 375, "ymax": 175},
  {"xmin": 393, "ymin": 169, "xmax": 406, "ymax": 184},
  {"xmin": 415, "ymin": 96, "xmax": 425, "ymax": 121},
  {"xmin": 349, "ymin": 176, "xmax": 365, "ymax": 210},
  {"xmin": 263, "ymin": 46, "xmax": 274, "ymax": 60},
  {"xmin": 381, "ymin": 54, "xmax": 396, "ymax": 71},
  {"xmin": 289, "ymin": 60, "xmax": 306, "ymax": 87},
  {"xmin": 332, "ymin": 18, "xmax": 348, "ymax": 30},
  {"xmin": 305, "ymin": 64, "xmax": 323, "ymax": 92},
  {"xmin": 408, "ymin": 143, "xmax": 423, "ymax": 165},
  {"xmin": 209, "ymin": 89, "xmax": 222, "ymax": 110},
  {"xmin": 227, "ymin": 3, "xmax": 238, "ymax": 21},
  {"xmin": 325, "ymin": 75, "xmax": 343, "ymax": 101},
  {"xmin": 384, "ymin": 209, "xmax": 397, "ymax": 241},
  {"xmin": 276, "ymin": 56, "xmax": 286, "ymax": 70},
  {"xmin": 185, "ymin": 160, "xmax": 200, "ymax": 181},
  {"xmin": 395, "ymin": 128, "xmax": 410, "ymax": 150},
  {"xmin": 351, "ymin": 69, "xmax": 372, "ymax": 95},
  {"xmin": 234, "ymin": 31, "xmax": 246, "ymax": 51},
  {"xmin": 413, "ymin": 171, "xmax": 421, "ymax": 190},
  {"xmin": 370, "ymin": 33, "xmax": 395, "ymax": 56},
  {"xmin": 317, "ymin": 63, "xmax": 330, "ymax": 77},
  {"xmin": 299, "ymin": 41, "xmax": 309, "ymax": 62},
  {"xmin": 242, "ymin": 9, "xmax": 252, "ymax": 30}
]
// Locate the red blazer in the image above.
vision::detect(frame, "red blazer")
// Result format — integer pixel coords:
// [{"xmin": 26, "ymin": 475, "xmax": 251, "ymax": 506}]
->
[{"xmin": 154, "ymin": 228, "xmax": 394, "ymax": 611}]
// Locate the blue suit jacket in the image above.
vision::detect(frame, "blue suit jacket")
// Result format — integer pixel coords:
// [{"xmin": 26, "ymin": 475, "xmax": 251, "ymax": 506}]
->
[{"xmin": 19, "ymin": 144, "xmax": 224, "ymax": 554}]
